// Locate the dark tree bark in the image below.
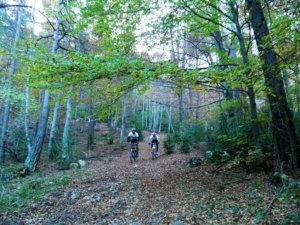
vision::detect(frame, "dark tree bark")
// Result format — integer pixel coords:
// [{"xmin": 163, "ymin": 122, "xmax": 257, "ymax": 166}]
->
[{"xmin": 246, "ymin": 0, "xmax": 299, "ymax": 169}]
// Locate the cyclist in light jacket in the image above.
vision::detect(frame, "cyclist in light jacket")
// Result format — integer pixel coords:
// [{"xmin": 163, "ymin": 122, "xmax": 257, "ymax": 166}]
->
[
  {"xmin": 149, "ymin": 132, "xmax": 160, "ymax": 152},
  {"xmin": 127, "ymin": 128, "xmax": 139, "ymax": 157}
]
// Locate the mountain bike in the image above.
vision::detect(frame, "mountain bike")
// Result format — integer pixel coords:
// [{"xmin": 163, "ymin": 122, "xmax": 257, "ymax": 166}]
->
[
  {"xmin": 151, "ymin": 142, "xmax": 158, "ymax": 160},
  {"xmin": 129, "ymin": 143, "xmax": 138, "ymax": 163}
]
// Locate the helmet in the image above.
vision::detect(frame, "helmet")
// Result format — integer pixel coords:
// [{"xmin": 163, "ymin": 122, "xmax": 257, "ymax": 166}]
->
[
  {"xmin": 152, "ymin": 132, "xmax": 156, "ymax": 135},
  {"xmin": 132, "ymin": 128, "xmax": 136, "ymax": 131}
]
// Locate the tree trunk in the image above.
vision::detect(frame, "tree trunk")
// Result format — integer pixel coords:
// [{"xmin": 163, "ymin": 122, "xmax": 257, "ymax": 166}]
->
[
  {"xmin": 24, "ymin": 90, "xmax": 50, "ymax": 171},
  {"xmin": 159, "ymin": 104, "xmax": 163, "ymax": 132},
  {"xmin": 178, "ymin": 88, "xmax": 184, "ymax": 126},
  {"xmin": 24, "ymin": 79, "xmax": 32, "ymax": 156},
  {"xmin": 230, "ymin": 2, "xmax": 262, "ymax": 153},
  {"xmin": 87, "ymin": 104, "xmax": 95, "ymax": 149},
  {"xmin": 246, "ymin": 0, "xmax": 299, "ymax": 169},
  {"xmin": 142, "ymin": 100, "xmax": 145, "ymax": 129},
  {"xmin": 0, "ymin": 1, "xmax": 22, "ymax": 165},
  {"xmin": 119, "ymin": 99, "xmax": 126, "ymax": 144},
  {"xmin": 283, "ymin": 70, "xmax": 293, "ymax": 115},
  {"xmin": 48, "ymin": 93, "xmax": 61, "ymax": 159},
  {"xmin": 195, "ymin": 93, "xmax": 200, "ymax": 119},
  {"xmin": 24, "ymin": 0, "xmax": 61, "ymax": 171},
  {"xmin": 61, "ymin": 87, "xmax": 72, "ymax": 160}
]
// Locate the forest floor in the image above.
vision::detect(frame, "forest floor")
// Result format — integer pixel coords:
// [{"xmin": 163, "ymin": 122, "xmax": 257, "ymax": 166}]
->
[{"xmin": 2, "ymin": 132, "xmax": 300, "ymax": 225}]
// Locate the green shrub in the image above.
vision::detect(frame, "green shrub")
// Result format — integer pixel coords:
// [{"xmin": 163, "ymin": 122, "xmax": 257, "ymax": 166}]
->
[
  {"xmin": 206, "ymin": 149, "xmax": 231, "ymax": 163},
  {"xmin": 0, "ymin": 173, "xmax": 71, "ymax": 213},
  {"xmin": 100, "ymin": 128, "xmax": 115, "ymax": 144},
  {"xmin": 163, "ymin": 134, "xmax": 177, "ymax": 154},
  {"xmin": 179, "ymin": 140, "xmax": 190, "ymax": 153},
  {"xmin": 6, "ymin": 127, "xmax": 28, "ymax": 162},
  {"xmin": 180, "ymin": 120, "xmax": 206, "ymax": 144}
]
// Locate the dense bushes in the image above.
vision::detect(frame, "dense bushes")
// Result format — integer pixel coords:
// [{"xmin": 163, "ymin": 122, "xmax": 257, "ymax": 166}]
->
[{"xmin": 163, "ymin": 134, "xmax": 177, "ymax": 154}]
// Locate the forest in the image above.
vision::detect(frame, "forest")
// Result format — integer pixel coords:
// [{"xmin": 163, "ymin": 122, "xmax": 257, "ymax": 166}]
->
[{"xmin": 0, "ymin": 0, "xmax": 299, "ymax": 224}]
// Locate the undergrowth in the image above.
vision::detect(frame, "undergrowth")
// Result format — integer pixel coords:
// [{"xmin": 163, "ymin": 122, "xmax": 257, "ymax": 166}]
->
[{"xmin": 0, "ymin": 168, "xmax": 82, "ymax": 213}]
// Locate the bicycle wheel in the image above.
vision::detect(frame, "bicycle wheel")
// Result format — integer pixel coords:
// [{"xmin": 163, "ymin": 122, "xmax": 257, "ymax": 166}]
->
[{"xmin": 151, "ymin": 146, "xmax": 157, "ymax": 160}]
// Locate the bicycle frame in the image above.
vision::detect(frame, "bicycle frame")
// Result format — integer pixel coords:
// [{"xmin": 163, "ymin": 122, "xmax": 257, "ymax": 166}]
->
[
  {"xmin": 151, "ymin": 142, "xmax": 158, "ymax": 160},
  {"xmin": 129, "ymin": 143, "xmax": 138, "ymax": 163}
]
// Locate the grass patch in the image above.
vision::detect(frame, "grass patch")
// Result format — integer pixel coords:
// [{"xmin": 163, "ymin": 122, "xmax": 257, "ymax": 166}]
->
[{"xmin": 0, "ymin": 171, "xmax": 73, "ymax": 213}]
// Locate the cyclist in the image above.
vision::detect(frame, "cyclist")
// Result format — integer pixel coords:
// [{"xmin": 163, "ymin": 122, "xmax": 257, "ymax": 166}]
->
[
  {"xmin": 148, "ymin": 132, "xmax": 160, "ymax": 153},
  {"xmin": 127, "ymin": 128, "xmax": 139, "ymax": 157}
]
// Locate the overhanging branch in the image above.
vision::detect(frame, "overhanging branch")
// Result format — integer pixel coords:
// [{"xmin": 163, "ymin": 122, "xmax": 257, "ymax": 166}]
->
[{"xmin": 0, "ymin": 4, "xmax": 32, "ymax": 9}]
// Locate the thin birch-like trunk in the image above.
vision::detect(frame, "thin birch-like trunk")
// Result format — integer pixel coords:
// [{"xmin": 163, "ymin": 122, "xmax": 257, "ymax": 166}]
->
[
  {"xmin": 142, "ymin": 100, "xmax": 145, "ymax": 129},
  {"xmin": 61, "ymin": 87, "xmax": 72, "ymax": 160},
  {"xmin": 119, "ymin": 99, "xmax": 126, "ymax": 144},
  {"xmin": 24, "ymin": 79, "xmax": 32, "ymax": 155},
  {"xmin": 178, "ymin": 89, "xmax": 184, "ymax": 126},
  {"xmin": 159, "ymin": 104, "xmax": 163, "ymax": 132},
  {"xmin": 0, "ymin": 1, "xmax": 22, "ymax": 164},
  {"xmin": 48, "ymin": 93, "xmax": 61, "ymax": 159}
]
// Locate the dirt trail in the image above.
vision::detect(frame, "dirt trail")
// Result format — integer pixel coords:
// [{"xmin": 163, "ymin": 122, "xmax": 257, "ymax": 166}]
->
[{"xmin": 5, "ymin": 134, "xmax": 297, "ymax": 224}]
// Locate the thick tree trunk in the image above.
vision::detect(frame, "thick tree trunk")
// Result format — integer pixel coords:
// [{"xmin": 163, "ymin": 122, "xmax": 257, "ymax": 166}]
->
[
  {"xmin": 24, "ymin": 0, "xmax": 61, "ymax": 171},
  {"xmin": 24, "ymin": 90, "xmax": 50, "ymax": 171},
  {"xmin": 0, "ymin": 1, "xmax": 22, "ymax": 165},
  {"xmin": 246, "ymin": 0, "xmax": 299, "ymax": 168},
  {"xmin": 61, "ymin": 88, "xmax": 72, "ymax": 160}
]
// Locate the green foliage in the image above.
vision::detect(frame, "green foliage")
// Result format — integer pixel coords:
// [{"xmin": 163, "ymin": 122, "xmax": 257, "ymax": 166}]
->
[
  {"xmin": 100, "ymin": 128, "xmax": 115, "ymax": 145},
  {"xmin": 193, "ymin": 202, "xmax": 215, "ymax": 219},
  {"xmin": 0, "ymin": 173, "xmax": 71, "ymax": 213},
  {"xmin": 272, "ymin": 172, "xmax": 289, "ymax": 187},
  {"xmin": 184, "ymin": 157, "xmax": 202, "ymax": 168},
  {"xmin": 252, "ymin": 209, "xmax": 266, "ymax": 224},
  {"xmin": 163, "ymin": 133, "xmax": 178, "ymax": 154},
  {"xmin": 56, "ymin": 158, "xmax": 74, "ymax": 171},
  {"xmin": 180, "ymin": 120, "xmax": 206, "ymax": 144},
  {"xmin": 0, "ymin": 164, "xmax": 27, "ymax": 181},
  {"xmin": 206, "ymin": 149, "xmax": 231, "ymax": 164},
  {"xmin": 178, "ymin": 140, "xmax": 190, "ymax": 153},
  {"xmin": 287, "ymin": 211, "xmax": 300, "ymax": 223},
  {"xmin": 6, "ymin": 126, "xmax": 27, "ymax": 162}
]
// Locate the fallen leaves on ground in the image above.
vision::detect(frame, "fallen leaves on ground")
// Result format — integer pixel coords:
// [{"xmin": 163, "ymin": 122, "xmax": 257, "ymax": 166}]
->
[{"xmin": 3, "ymin": 133, "xmax": 299, "ymax": 225}]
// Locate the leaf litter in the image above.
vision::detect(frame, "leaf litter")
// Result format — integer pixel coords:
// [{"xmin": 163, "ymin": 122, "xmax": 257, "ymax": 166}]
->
[{"xmin": 3, "ymin": 134, "xmax": 300, "ymax": 225}]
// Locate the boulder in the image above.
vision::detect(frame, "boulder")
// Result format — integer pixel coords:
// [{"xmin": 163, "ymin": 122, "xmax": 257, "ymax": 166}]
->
[{"xmin": 78, "ymin": 159, "xmax": 86, "ymax": 168}]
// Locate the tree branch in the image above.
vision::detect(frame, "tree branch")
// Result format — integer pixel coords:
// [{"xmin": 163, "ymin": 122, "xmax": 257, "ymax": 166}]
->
[
  {"xmin": 37, "ymin": 34, "xmax": 53, "ymax": 42},
  {"xmin": 181, "ymin": 1, "xmax": 238, "ymax": 36},
  {"xmin": 0, "ymin": 4, "xmax": 32, "ymax": 9}
]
